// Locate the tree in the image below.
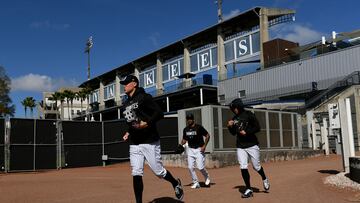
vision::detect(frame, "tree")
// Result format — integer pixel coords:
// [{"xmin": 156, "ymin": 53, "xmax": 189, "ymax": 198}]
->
[
  {"xmin": 49, "ymin": 92, "xmax": 62, "ymax": 120},
  {"xmin": 21, "ymin": 97, "xmax": 35, "ymax": 118},
  {"xmin": 0, "ymin": 66, "xmax": 15, "ymax": 117},
  {"xmin": 63, "ymin": 90, "xmax": 75, "ymax": 120},
  {"xmin": 77, "ymin": 86, "xmax": 91, "ymax": 116}
]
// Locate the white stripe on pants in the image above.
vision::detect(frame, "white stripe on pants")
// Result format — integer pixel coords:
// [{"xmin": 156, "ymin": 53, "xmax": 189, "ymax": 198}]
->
[
  {"xmin": 130, "ymin": 140, "xmax": 167, "ymax": 177},
  {"xmin": 187, "ymin": 147, "xmax": 209, "ymax": 184},
  {"xmin": 236, "ymin": 145, "xmax": 262, "ymax": 171}
]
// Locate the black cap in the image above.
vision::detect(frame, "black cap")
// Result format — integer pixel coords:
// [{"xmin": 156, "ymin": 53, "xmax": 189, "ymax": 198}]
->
[
  {"xmin": 186, "ymin": 113, "xmax": 194, "ymax": 120},
  {"xmin": 229, "ymin": 98, "xmax": 244, "ymax": 110},
  {"xmin": 120, "ymin": 75, "xmax": 139, "ymax": 85}
]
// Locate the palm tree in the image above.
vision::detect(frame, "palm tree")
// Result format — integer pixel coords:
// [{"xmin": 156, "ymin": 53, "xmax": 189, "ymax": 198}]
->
[
  {"xmin": 28, "ymin": 97, "xmax": 36, "ymax": 118},
  {"xmin": 63, "ymin": 90, "xmax": 75, "ymax": 120},
  {"xmin": 77, "ymin": 87, "xmax": 91, "ymax": 116},
  {"xmin": 21, "ymin": 97, "xmax": 36, "ymax": 118},
  {"xmin": 49, "ymin": 92, "xmax": 62, "ymax": 120}
]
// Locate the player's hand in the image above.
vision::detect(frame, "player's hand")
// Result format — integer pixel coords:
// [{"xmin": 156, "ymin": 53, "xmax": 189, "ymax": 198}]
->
[
  {"xmin": 227, "ymin": 120, "xmax": 234, "ymax": 127},
  {"xmin": 200, "ymin": 146, "xmax": 206, "ymax": 153},
  {"xmin": 123, "ymin": 132, "xmax": 129, "ymax": 141},
  {"xmin": 239, "ymin": 130, "xmax": 246, "ymax": 136},
  {"xmin": 132, "ymin": 121, "xmax": 148, "ymax": 129}
]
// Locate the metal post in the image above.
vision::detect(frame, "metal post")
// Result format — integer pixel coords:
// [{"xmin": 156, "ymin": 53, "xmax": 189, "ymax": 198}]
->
[
  {"xmin": 33, "ymin": 119, "xmax": 36, "ymax": 171},
  {"xmin": 266, "ymin": 112, "xmax": 270, "ymax": 148},
  {"xmin": 102, "ymin": 121, "xmax": 106, "ymax": 167},
  {"xmin": 279, "ymin": 113, "xmax": 283, "ymax": 147},
  {"xmin": 200, "ymin": 88, "xmax": 203, "ymax": 105},
  {"xmin": 166, "ymin": 97, "xmax": 170, "ymax": 112},
  {"xmin": 322, "ymin": 117, "xmax": 330, "ymax": 155},
  {"xmin": 291, "ymin": 114, "xmax": 295, "ymax": 148},
  {"xmin": 87, "ymin": 49, "xmax": 90, "ymax": 80},
  {"xmin": 4, "ymin": 118, "xmax": 10, "ymax": 172}
]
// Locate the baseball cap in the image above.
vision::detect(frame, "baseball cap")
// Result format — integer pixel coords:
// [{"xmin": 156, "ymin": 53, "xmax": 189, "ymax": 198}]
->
[
  {"xmin": 186, "ymin": 113, "xmax": 194, "ymax": 120},
  {"xmin": 120, "ymin": 75, "xmax": 139, "ymax": 85}
]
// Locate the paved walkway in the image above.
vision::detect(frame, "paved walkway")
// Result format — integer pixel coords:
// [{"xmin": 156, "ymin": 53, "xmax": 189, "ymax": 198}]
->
[{"xmin": 0, "ymin": 154, "xmax": 358, "ymax": 202}]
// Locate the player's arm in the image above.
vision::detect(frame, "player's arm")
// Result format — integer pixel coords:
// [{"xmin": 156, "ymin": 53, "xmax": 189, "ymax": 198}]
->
[
  {"xmin": 227, "ymin": 120, "xmax": 237, "ymax": 135},
  {"xmin": 244, "ymin": 112, "xmax": 260, "ymax": 135},
  {"xmin": 123, "ymin": 132, "xmax": 130, "ymax": 141},
  {"xmin": 201, "ymin": 133, "xmax": 210, "ymax": 152}
]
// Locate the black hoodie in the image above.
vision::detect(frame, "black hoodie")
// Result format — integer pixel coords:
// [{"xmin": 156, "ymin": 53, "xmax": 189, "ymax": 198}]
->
[
  {"xmin": 122, "ymin": 87, "xmax": 164, "ymax": 145},
  {"xmin": 228, "ymin": 98, "xmax": 260, "ymax": 148}
]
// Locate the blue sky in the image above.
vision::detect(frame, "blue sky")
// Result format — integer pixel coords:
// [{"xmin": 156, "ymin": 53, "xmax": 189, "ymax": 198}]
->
[{"xmin": 1, "ymin": 0, "xmax": 359, "ymax": 117}]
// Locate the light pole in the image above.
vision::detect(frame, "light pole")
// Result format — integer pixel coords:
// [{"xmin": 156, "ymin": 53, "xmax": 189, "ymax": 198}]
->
[{"xmin": 85, "ymin": 36, "xmax": 93, "ymax": 80}]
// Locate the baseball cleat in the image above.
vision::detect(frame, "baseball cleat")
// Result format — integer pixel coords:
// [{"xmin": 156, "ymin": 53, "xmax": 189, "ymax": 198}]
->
[
  {"xmin": 190, "ymin": 182, "xmax": 201, "ymax": 189},
  {"xmin": 175, "ymin": 178, "xmax": 184, "ymax": 200},
  {"xmin": 241, "ymin": 189, "xmax": 253, "ymax": 198},
  {"xmin": 205, "ymin": 178, "xmax": 211, "ymax": 186},
  {"xmin": 263, "ymin": 178, "xmax": 270, "ymax": 191}
]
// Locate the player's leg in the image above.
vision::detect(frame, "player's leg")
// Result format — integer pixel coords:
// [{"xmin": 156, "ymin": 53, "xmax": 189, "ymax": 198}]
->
[
  {"xmin": 237, "ymin": 148, "xmax": 253, "ymax": 198},
  {"xmin": 130, "ymin": 145, "xmax": 145, "ymax": 203},
  {"xmin": 195, "ymin": 148, "xmax": 210, "ymax": 186},
  {"xmin": 247, "ymin": 145, "xmax": 270, "ymax": 191},
  {"xmin": 143, "ymin": 141, "xmax": 184, "ymax": 200},
  {"xmin": 188, "ymin": 148, "xmax": 200, "ymax": 188}
]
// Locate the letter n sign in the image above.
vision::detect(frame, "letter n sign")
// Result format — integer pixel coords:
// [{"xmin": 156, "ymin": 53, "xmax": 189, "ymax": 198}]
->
[
  {"xmin": 145, "ymin": 71, "xmax": 154, "ymax": 86},
  {"xmin": 199, "ymin": 50, "xmax": 211, "ymax": 69}
]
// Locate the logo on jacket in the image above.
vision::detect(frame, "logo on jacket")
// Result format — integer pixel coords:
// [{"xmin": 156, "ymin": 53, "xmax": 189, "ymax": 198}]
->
[{"xmin": 123, "ymin": 102, "xmax": 139, "ymax": 122}]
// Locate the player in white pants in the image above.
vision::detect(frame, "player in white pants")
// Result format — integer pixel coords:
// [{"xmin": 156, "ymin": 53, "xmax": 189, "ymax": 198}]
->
[
  {"xmin": 227, "ymin": 98, "xmax": 270, "ymax": 198},
  {"xmin": 180, "ymin": 113, "xmax": 210, "ymax": 189},
  {"xmin": 121, "ymin": 75, "xmax": 183, "ymax": 203}
]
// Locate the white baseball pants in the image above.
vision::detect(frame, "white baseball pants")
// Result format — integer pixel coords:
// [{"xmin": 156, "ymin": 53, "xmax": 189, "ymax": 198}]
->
[{"xmin": 236, "ymin": 145, "xmax": 262, "ymax": 171}]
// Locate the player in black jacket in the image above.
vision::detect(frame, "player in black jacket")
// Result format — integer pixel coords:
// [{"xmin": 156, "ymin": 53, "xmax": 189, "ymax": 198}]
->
[
  {"xmin": 121, "ymin": 75, "xmax": 184, "ymax": 203},
  {"xmin": 227, "ymin": 98, "xmax": 270, "ymax": 198}
]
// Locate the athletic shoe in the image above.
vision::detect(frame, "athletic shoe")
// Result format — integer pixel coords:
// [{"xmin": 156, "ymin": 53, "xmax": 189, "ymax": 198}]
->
[
  {"xmin": 263, "ymin": 179, "xmax": 270, "ymax": 191},
  {"xmin": 205, "ymin": 177, "xmax": 211, "ymax": 186},
  {"xmin": 190, "ymin": 182, "xmax": 201, "ymax": 189},
  {"xmin": 241, "ymin": 189, "xmax": 253, "ymax": 198},
  {"xmin": 174, "ymin": 178, "xmax": 184, "ymax": 200}
]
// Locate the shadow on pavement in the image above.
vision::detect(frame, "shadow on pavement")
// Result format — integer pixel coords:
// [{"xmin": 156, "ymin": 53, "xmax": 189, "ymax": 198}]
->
[
  {"xmin": 149, "ymin": 197, "xmax": 184, "ymax": 203},
  {"xmin": 318, "ymin": 170, "xmax": 340, "ymax": 174},
  {"xmin": 233, "ymin": 185, "xmax": 261, "ymax": 193}
]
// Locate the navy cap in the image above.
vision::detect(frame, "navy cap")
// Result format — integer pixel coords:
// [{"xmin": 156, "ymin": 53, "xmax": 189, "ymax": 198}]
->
[
  {"xmin": 186, "ymin": 113, "xmax": 194, "ymax": 120},
  {"xmin": 120, "ymin": 75, "xmax": 139, "ymax": 85}
]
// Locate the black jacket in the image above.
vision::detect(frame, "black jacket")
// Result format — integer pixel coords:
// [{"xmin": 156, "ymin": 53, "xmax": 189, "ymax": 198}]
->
[
  {"xmin": 228, "ymin": 110, "xmax": 260, "ymax": 148},
  {"xmin": 123, "ymin": 87, "xmax": 164, "ymax": 145}
]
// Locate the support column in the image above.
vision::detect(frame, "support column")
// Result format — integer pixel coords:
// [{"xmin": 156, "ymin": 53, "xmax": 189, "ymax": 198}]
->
[
  {"xmin": 259, "ymin": 8, "xmax": 270, "ymax": 70},
  {"xmin": 183, "ymin": 44, "xmax": 192, "ymax": 87},
  {"xmin": 156, "ymin": 54, "xmax": 164, "ymax": 95},
  {"xmin": 306, "ymin": 111, "xmax": 314, "ymax": 148},
  {"xmin": 99, "ymin": 81, "xmax": 105, "ymax": 111},
  {"xmin": 134, "ymin": 64, "xmax": 140, "ymax": 79},
  {"xmin": 217, "ymin": 27, "xmax": 226, "ymax": 80},
  {"xmin": 354, "ymin": 89, "xmax": 360, "ymax": 150},
  {"xmin": 339, "ymin": 98, "xmax": 352, "ymax": 172},
  {"xmin": 200, "ymin": 88, "xmax": 203, "ymax": 105},
  {"xmin": 321, "ymin": 118, "xmax": 330, "ymax": 155},
  {"xmin": 311, "ymin": 117, "xmax": 317, "ymax": 150},
  {"xmin": 115, "ymin": 73, "xmax": 121, "ymax": 105}
]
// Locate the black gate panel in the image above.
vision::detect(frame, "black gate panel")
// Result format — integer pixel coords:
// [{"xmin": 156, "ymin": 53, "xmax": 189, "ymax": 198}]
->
[
  {"xmin": 9, "ymin": 119, "xmax": 35, "ymax": 171},
  {"xmin": 62, "ymin": 121, "xmax": 102, "ymax": 168},
  {"xmin": 35, "ymin": 120, "xmax": 57, "ymax": 170},
  {"xmin": 103, "ymin": 120, "xmax": 129, "ymax": 160},
  {"xmin": 0, "ymin": 119, "xmax": 4, "ymax": 171},
  {"xmin": 157, "ymin": 117, "xmax": 178, "ymax": 154}
]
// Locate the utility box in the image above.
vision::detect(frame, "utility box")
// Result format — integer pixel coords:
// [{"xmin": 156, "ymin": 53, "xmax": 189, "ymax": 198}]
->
[{"xmin": 328, "ymin": 103, "xmax": 340, "ymax": 129}]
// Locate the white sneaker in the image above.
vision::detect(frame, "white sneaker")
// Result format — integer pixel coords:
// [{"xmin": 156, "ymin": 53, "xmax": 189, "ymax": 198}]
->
[
  {"xmin": 241, "ymin": 189, "xmax": 253, "ymax": 198},
  {"xmin": 205, "ymin": 177, "xmax": 211, "ymax": 186},
  {"xmin": 263, "ymin": 179, "xmax": 270, "ymax": 191},
  {"xmin": 190, "ymin": 182, "xmax": 200, "ymax": 189}
]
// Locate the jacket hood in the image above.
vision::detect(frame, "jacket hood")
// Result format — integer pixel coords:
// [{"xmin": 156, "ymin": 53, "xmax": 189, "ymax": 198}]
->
[{"xmin": 229, "ymin": 98, "xmax": 245, "ymax": 112}]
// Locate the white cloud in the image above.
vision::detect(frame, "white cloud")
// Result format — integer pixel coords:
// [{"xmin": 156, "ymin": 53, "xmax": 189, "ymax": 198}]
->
[
  {"xmin": 272, "ymin": 24, "xmax": 324, "ymax": 45},
  {"xmin": 223, "ymin": 9, "xmax": 240, "ymax": 20},
  {"xmin": 29, "ymin": 20, "xmax": 70, "ymax": 30},
  {"xmin": 11, "ymin": 74, "xmax": 78, "ymax": 92}
]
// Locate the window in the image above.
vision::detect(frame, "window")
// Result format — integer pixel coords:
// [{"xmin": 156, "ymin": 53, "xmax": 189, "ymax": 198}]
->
[
  {"xmin": 104, "ymin": 83, "xmax": 115, "ymax": 100},
  {"xmin": 238, "ymin": 90, "xmax": 246, "ymax": 98},
  {"xmin": 219, "ymin": 94, "xmax": 225, "ymax": 101}
]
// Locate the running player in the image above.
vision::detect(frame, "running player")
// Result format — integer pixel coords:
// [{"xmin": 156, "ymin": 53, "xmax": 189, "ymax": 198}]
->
[
  {"xmin": 227, "ymin": 98, "xmax": 270, "ymax": 198},
  {"xmin": 180, "ymin": 113, "xmax": 211, "ymax": 189},
  {"xmin": 121, "ymin": 75, "xmax": 184, "ymax": 203}
]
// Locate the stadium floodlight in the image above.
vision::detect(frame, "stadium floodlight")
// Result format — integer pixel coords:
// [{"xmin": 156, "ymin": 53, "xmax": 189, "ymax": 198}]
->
[{"xmin": 85, "ymin": 36, "xmax": 94, "ymax": 80}]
